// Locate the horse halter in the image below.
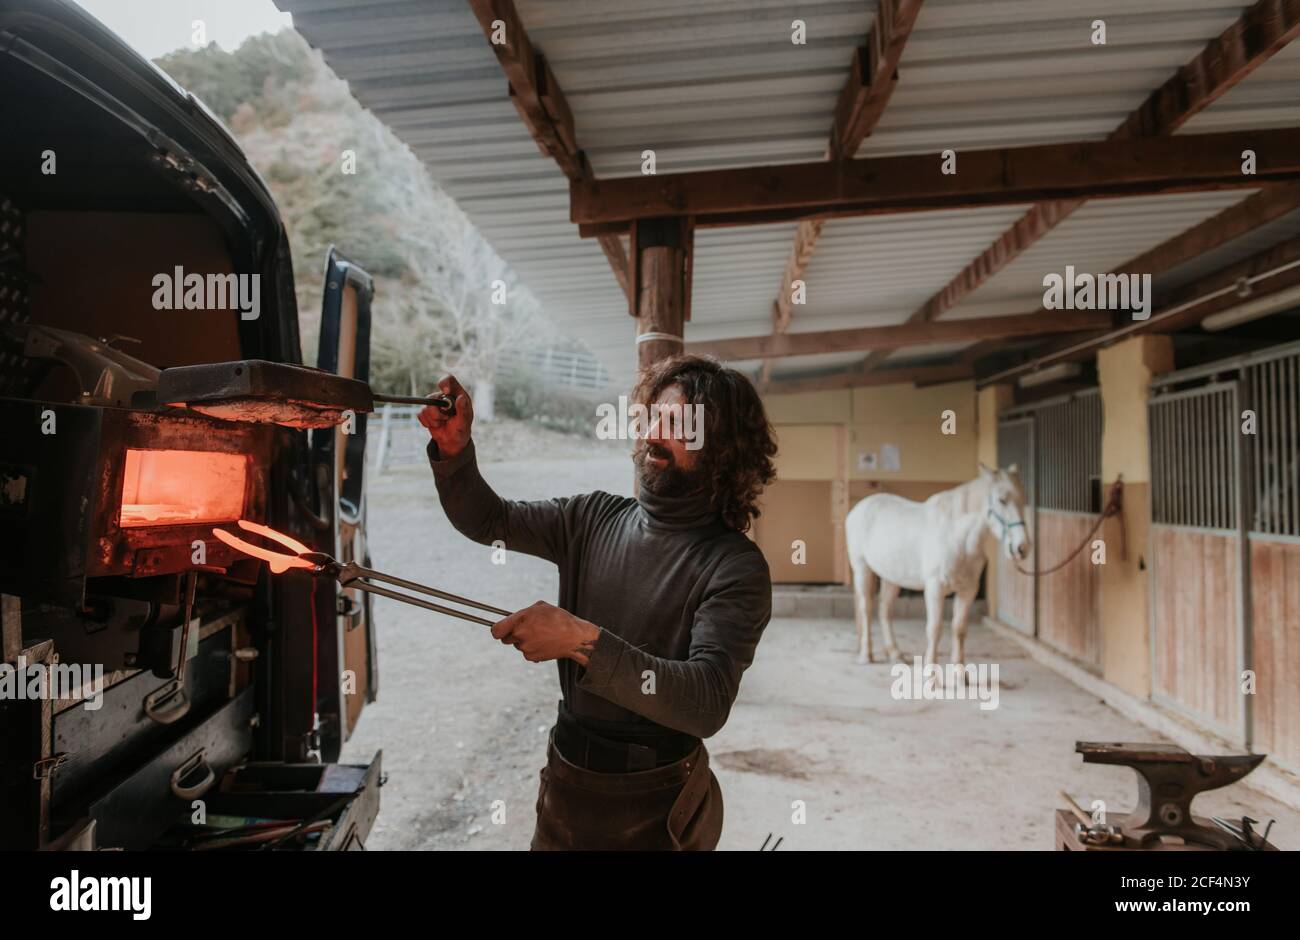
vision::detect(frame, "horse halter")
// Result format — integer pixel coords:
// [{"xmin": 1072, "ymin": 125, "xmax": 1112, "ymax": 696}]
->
[{"xmin": 987, "ymin": 504, "xmax": 1026, "ymax": 551}]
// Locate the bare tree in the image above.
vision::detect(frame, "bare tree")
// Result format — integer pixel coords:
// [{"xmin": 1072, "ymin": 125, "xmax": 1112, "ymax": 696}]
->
[{"xmin": 396, "ymin": 191, "xmax": 539, "ymax": 420}]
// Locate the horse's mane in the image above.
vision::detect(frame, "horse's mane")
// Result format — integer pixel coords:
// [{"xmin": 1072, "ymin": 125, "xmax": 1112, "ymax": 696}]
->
[{"xmin": 928, "ymin": 474, "xmax": 988, "ymax": 517}]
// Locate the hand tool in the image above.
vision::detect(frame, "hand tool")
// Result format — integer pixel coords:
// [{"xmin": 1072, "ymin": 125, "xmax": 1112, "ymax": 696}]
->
[
  {"xmin": 156, "ymin": 359, "xmax": 458, "ymax": 428},
  {"xmin": 1211, "ymin": 815, "xmax": 1276, "ymax": 851},
  {"xmin": 1059, "ymin": 789, "xmax": 1124, "ymax": 846},
  {"xmin": 371, "ymin": 392, "xmax": 455, "ymax": 413},
  {"xmin": 1074, "ymin": 741, "xmax": 1268, "ymax": 850},
  {"xmin": 213, "ymin": 520, "xmax": 509, "ymax": 626}
]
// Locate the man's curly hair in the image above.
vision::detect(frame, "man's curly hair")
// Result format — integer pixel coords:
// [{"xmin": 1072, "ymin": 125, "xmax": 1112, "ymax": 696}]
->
[{"xmin": 632, "ymin": 354, "xmax": 778, "ymax": 533}]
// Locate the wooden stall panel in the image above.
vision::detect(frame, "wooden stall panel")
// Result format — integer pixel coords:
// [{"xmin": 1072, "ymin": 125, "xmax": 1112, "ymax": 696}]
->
[
  {"xmin": 1037, "ymin": 511, "xmax": 1102, "ymax": 667},
  {"xmin": 1250, "ymin": 537, "xmax": 1300, "ymax": 773},
  {"xmin": 754, "ymin": 480, "xmax": 837, "ymax": 583},
  {"xmin": 1151, "ymin": 526, "xmax": 1240, "ymax": 732},
  {"xmin": 996, "ymin": 510, "xmax": 1035, "ymax": 634}
]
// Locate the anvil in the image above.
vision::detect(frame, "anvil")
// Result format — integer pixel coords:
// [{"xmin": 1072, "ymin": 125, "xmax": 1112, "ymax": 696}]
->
[{"xmin": 1076, "ymin": 741, "xmax": 1266, "ymax": 850}]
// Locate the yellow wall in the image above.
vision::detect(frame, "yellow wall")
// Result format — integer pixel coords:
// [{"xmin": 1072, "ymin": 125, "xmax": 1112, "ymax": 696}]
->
[
  {"xmin": 764, "ymin": 381, "xmax": 978, "ymax": 484},
  {"xmin": 1097, "ymin": 336, "xmax": 1173, "ymax": 697},
  {"xmin": 755, "ymin": 423, "xmax": 847, "ymax": 583},
  {"xmin": 764, "ymin": 389, "xmax": 853, "ymax": 425},
  {"xmin": 849, "ymin": 381, "xmax": 977, "ymax": 482},
  {"xmin": 771, "ymin": 423, "xmax": 847, "ymax": 481},
  {"xmin": 1099, "ymin": 336, "xmax": 1174, "ymax": 485},
  {"xmin": 761, "ymin": 381, "xmax": 979, "ymax": 585},
  {"xmin": 977, "ymin": 385, "xmax": 1014, "ymax": 472}
]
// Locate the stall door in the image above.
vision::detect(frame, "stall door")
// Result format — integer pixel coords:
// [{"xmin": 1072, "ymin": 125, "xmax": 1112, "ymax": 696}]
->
[
  {"xmin": 1244, "ymin": 350, "xmax": 1300, "ymax": 771},
  {"xmin": 1033, "ymin": 391, "xmax": 1103, "ymax": 668},
  {"xmin": 754, "ymin": 424, "xmax": 846, "ymax": 584},
  {"xmin": 1148, "ymin": 381, "xmax": 1245, "ymax": 744}
]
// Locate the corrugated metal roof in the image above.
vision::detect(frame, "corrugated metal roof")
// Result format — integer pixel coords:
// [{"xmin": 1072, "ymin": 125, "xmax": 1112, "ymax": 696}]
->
[
  {"xmin": 793, "ymin": 206, "xmax": 1033, "ymax": 329},
  {"xmin": 944, "ymin": 190, "xmax": 1258, "ymax": 321},
  {"xmin": 1158, "ymin": 206, "xmax": 1300, "ymax": 292},
  {"xmin": 521, "ymin": 0, "xmax": 873, "ymax": 177},
  {"xmin": 863, "ymin": 0, "xmax": 1249, "ymax": 156},
  {"xmin": 1180, "ymin": 39, "xmax": 1300, "ymax": 134},
  {"xmin": 276, "ymin": 0, "xmax": 1299, "ymax": 386}
]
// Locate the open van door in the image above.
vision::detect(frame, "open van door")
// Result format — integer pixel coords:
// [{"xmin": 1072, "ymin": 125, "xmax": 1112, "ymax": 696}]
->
[{"xmin": 312, "ymin": 247, "xmax": 378, "ymax": 760}]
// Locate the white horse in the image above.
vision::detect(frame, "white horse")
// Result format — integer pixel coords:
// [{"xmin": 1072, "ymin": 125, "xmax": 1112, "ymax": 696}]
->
[{"xmin": 845, "ymin": 464, "xmax": 1030, "ymax": 668}]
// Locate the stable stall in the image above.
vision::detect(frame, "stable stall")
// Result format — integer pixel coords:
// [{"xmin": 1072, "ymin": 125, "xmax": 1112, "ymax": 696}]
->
[
  {"xmin": 1149, "ymin": 340, "xmax": 1300, "ymax": 772},
  {"xmin": 997, "ymin": 391, "xmax": 1105, "ymax": 668}
]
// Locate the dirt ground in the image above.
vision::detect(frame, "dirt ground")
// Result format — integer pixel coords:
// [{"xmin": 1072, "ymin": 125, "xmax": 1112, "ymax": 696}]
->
[{"xmin": 342, "ymin": 421, "xmax": 1300, "ymax": 850}]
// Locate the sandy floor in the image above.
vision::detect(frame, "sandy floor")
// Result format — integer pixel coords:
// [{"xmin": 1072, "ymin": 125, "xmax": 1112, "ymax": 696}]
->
[{"xmin": 342, "ymin": 433, "xmax": 1299, "ymax": 850}]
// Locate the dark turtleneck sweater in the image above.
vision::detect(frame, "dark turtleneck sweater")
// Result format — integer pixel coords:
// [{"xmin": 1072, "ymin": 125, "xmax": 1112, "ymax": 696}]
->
[{"xmin": 427, "ymin": 440, "xmax": 772, "ymax": 742}]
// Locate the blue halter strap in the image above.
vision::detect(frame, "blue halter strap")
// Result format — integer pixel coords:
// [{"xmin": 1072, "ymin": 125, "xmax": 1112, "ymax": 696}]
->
[{"xmin": 987, "ymin": 507, "xmax": 1026, "ymax": 549}]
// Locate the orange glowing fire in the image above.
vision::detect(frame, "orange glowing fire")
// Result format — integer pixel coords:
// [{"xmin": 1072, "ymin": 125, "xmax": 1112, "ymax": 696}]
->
[
  {"xmin": 119, "ymin": 449, "xmax": 247, "ymax": 528},
  {"xmin": 213, "ymin": 519, "xmax": 315, "ymax": 573}
]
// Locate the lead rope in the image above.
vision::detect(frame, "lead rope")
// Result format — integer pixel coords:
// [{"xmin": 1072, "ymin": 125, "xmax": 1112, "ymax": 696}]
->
[{"xmin": 1007, "ymin": 477, "xmax": 1126, "ymax": 577}]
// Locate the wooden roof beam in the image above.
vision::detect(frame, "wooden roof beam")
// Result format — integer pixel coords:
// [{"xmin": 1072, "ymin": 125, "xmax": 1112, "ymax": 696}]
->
[
  {"xmin": 976, "ymin": 233, "xmax": 1300, "ymax": 386},
  {"xmin": 763, "ymin": 361, "xmax": 972, "ymax": 396},
  {"xmin": 762, "ymin": 0, "xmax": 925, "ymax": 383},
  {"xmin": 467, "ymin": 0, "xmax": 629, "ymax": 300},
  {"xmin": 858, "ymin": 0, "xmax": 1300, "ymax": 373},
  {"xmin": 571, "ymin": 127, "xmax": 1300, "ymax": 228},
  {"xmin": 960, "ymin": 181, "xmax": 1300, "ymax": 370},
  {"xmin": 688, "ymin": 309, "xmax": 1112, "ymax": 361}
]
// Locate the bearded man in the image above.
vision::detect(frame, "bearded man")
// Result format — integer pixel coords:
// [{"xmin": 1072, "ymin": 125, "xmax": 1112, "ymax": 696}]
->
[{"xmin": 421, "ymin": 354, "xmax": 777, "ymax": 850}]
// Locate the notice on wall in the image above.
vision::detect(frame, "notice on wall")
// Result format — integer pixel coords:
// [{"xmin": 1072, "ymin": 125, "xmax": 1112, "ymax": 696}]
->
[
  {"xmin": 880, "ymin": 443, "xmax": 901, "ymax": 472},
  {"xmin": 857, "ymin": 451, "xmax": 877, "ymax": 471}
]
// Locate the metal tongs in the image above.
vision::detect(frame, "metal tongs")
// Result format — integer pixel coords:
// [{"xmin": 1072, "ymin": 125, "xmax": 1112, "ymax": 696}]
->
[
  {"xmin": 1211, "ymin": 815, "xmax": 1276, "ymax": 851},
  {"xmin": 213, "ymin": 520, "xmax": 509, "ymax": 626}
]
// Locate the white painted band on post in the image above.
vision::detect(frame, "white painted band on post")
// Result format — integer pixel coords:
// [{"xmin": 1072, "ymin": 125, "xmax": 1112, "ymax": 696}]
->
[{"xmin": 635, "ymin": 332, "xmax": 684, "ymax": 345}]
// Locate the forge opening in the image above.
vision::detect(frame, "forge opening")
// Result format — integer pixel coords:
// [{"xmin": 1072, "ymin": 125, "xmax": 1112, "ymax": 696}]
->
[{"xmin": 119, "ymin": 448, "xmax": 248, "ymax": 528}]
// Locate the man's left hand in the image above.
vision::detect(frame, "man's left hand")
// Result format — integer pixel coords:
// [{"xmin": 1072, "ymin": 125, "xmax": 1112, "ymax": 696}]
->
[{"xmin": 492, "ymin": 601, "xmax": 600, "ymax": 666}]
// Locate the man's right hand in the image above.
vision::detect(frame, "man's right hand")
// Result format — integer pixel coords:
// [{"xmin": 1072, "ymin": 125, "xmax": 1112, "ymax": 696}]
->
[{"xmin": 418, "ymin": 375, "xmax": 473, "ymax": 459}]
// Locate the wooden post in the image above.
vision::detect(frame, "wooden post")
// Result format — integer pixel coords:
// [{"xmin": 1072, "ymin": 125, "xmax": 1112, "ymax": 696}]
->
[{"xmin": 632, "ymin": 218, "xmax": 692, "ymax": 372}]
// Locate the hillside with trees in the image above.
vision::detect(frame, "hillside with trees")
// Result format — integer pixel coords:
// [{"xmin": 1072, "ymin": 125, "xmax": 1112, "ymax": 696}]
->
[{"xmin": 155, "ymin": 29, "xmax": 603, "ymax": 421}]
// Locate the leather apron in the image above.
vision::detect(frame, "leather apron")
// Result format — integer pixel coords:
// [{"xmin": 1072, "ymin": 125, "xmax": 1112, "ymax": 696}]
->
[{"xmin": 530, "ymin": 713, "xmax": 724, "ymax": 851}]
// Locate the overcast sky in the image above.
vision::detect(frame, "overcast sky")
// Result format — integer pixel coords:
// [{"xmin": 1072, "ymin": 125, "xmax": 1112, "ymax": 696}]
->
[{"xmin": 72, "ymin": 0, "xmax": 293, "ymax": 59}]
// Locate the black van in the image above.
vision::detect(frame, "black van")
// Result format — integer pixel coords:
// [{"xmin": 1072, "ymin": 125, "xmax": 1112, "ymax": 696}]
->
[{"xmin": 0, "ymin": 0, "xmax": 381, "ymax": 850}]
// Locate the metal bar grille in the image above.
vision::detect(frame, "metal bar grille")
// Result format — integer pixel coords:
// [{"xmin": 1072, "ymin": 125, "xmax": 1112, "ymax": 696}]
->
[
  {"xmin": 1028, "ymin": 390, "xmax": 1101, "ymax": 512},
  {"xmin": 1150, "ymin": 383, "xmax": 1238, "ymax": 529},
  {"xmin": 1247, "ymin": 349, "xmax": 1300, "ymax": 536},
  {"xmin": 997, "ymin": 419, "xmax": 1033, "ymax": 500}
]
